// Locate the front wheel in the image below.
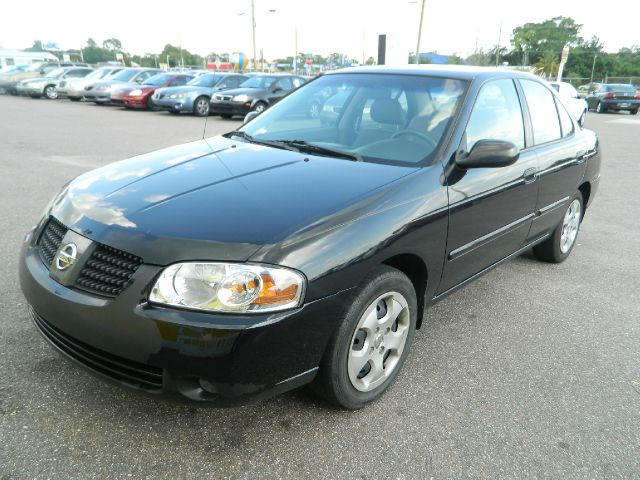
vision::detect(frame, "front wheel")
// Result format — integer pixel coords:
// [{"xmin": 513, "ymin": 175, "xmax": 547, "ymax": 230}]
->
[
  {"xmin": 43, "ymin": 85, "xmax": 57, "ymax": 99},
  {"xmin": 312, "ymin": 266, "xmax": 417, "ymax": 409},
  {"xmin": 533, "ymin": 193, "xmax": 583, "ymax": 263},
  {"xmin": 630, "ymin": 109, "xmax": 638, "ymax": 116},
  {"xmin": 252, "ymin": 102, "xmax": 267, "ymax": 114},
  {"xmin": 192, "ymin": 96, "xmax": 210, "ymax": 116}
]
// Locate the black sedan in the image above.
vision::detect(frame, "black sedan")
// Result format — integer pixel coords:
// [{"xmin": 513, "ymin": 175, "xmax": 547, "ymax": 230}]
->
[
  {"xmin": 586, "ymin": 83, "xmax": 639, "ymax": 114},
  {"xmin": 209, "ymin": 73, "xmax": 306, "ymax": 118},
  {"xmin": 19, "ymin": 66, "xmax": 600, "ymax": 409}
]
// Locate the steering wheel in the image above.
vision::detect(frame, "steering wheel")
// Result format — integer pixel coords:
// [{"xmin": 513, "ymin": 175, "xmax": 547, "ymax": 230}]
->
[{"xmin": 391, "ymin": 130, "xmax": 437, "ymax": 148}]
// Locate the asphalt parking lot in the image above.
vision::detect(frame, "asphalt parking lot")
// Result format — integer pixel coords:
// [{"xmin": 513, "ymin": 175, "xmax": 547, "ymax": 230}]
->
[{"xmin": 1, "ymin": 95, "xmax": 639, "ymax": 479}]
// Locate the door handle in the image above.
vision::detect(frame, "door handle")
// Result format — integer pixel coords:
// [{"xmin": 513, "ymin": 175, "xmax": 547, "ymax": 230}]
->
[{"xmin": 523, "ymin": 167, "xmax": 537, "ymax": 184}]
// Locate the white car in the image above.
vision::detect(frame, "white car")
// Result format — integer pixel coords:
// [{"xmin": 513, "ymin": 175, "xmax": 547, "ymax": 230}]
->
[{"xmin": 549, "ymin": 81, "xmax": 588, "ymax": 125}]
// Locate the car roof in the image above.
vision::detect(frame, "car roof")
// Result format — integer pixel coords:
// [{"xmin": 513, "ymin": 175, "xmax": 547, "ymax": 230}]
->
[{"xmin": 323, "ymin": 64, "xmax": 540, "ymax": 82}]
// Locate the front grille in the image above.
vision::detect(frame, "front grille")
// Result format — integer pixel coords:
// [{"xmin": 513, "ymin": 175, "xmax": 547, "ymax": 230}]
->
[
  {"xmin": 31, "ymin": 309, "xmax": 163, "ymax": 391},
  {"xmin": 75, "ymin": 244, "xmax": 142, "ymax": 298},
  {"xmin": 37, "ymin": 217, "xmax": 67, "ymax": 265},
  {"xmin": 84, "ymin": 85, "xmax": 93, "ymax": 91}
]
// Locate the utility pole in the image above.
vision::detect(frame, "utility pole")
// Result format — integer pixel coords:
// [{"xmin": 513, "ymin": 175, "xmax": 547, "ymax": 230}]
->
[
  {"xmin": 294, "ymin": 28, "xmax": 298, "ymax": 75},
  {"xmin": 495, "ymin": 20, "xmax": 502, "ymax": 67},
  {"xmin": 415, "ymin": 0, "xmax": 426, "ymax": 65},
  {"xmin": 590, "ymin": 54, "xmax": 598, "ymax": 84},
  {"xmin": 251, "ymin": 0, "xmax": 257, "ymax": 72}
]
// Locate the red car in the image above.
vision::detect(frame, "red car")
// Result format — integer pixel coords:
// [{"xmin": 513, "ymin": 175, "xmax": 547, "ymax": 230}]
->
[{"xmin": 119, "ymin": 73, "xmax": 193, "ymax": 110}]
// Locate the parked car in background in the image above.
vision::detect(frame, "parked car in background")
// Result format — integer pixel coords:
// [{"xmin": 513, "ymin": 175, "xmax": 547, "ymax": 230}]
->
[
  {"xmin": 83, "ymin": 68, "xmax": 163, "ymax": 104},
  {"xmin": 586, "ymin": 84, "xmax": 640, "ymax": 114},
  {"xmin": 153, "ymin": 73, "xmax": 252, "ymax": 116},
  {"xmin": 59, "ymin": 66, "xmax": 124, "ymax": 101},
  {"xmin": 0, "ymin": 62, "xmax": 88, "ymax": 95},
  {"xmin": 548, "ymin": 81, "xmax": 588, "ymax": 125},
  {"xmin": 210, "ymin": 74, "xmax": 306, "ymax": 118},
  {"xmin": 17, "ymin": 67, "xmax": 94, "ymax": 99},
  {"xmin": 19, "ymin": 66, "xmax": 600, "ymax": 409},
  {"xmin": 117, "ymin": 73, "xmax": 193, "ymax": 110},
  {"xmin": 0, "ymin": 65, "xmax": 29, "ymax": 92}
]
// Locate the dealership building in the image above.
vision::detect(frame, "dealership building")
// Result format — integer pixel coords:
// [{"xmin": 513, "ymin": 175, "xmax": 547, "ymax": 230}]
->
[{"xmin": 0, "ymin": 49, "xmax": 58, "ymax": 68}]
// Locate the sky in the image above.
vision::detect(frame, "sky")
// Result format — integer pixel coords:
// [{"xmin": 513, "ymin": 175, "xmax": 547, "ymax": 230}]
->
[{"xmin": 1, "ymin": 0, "xmax": 637, "ymax": 62}]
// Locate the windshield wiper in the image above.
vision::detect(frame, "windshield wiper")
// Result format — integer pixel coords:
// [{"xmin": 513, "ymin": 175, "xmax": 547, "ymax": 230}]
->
[
  {"xmin": 275, "ymin": 140, "xmax": 362, "ymax": 161},
  {"xmin": 222, "ymin": 131, "xmax": 299, "ymax": 152}
]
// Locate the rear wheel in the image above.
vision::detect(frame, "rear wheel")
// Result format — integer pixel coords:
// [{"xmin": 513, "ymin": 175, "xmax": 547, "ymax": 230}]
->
[
  {"xmin": 596, "ymin": 101, "xmax": 606, "ymax": 113},
  {"xmin": 192, "ymin": 96, "xmax": 210, "ymax": 116},
  {"xmin": 533, "ymin": 192, "xmax": 583, "ymax": 263},
  {"xmin": 630, "ymin": 109, "xmax": 638, "ymax": 116},
  {"xmin": 43, "ymin": 85, "xmax": 57, "ymax": 99},
  {"xmin": 312, "ymin": 265, "xmax": 417, "ymax": 409}
]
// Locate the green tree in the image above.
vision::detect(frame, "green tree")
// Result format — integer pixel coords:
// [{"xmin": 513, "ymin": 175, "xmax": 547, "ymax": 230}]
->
[
  {"xmin": 365, "ymin": 56, "xmax": 376, "ymax": 65},
  {"xmin": 511, "ymin": 16, "xmax": 582, "ymax": 65},
  {"xmin": 102, "ymin": 38, "xmax": 123, "ymax": 52}
]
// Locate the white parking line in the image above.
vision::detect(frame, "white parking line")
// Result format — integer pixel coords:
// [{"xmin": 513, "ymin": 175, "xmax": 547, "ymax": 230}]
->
[{"xmin": 606, "ymin": 118, "xmax": 640, "ymax": 125}]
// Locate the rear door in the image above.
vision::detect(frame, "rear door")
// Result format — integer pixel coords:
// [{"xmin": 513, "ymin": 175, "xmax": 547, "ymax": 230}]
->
[
  {"xmin": 438, "ymin": 78, "xmax": 539, "ymax": 293},
  {"xmin": 519, "ymin": 79, "xmax": 587, "ymax": 240}
]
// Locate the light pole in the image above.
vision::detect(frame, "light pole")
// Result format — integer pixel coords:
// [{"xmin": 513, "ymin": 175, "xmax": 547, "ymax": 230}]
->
[
  {"xmin": 415, "ymin": 0, "xmax": 426, "ymax": 65},
  {"xmin": 590, "ymin": 54, "xmax": 598, "ymax": 85},
  {"xmin": 251, "ymin": 0, "xmax": 257, "ymax": 71}
]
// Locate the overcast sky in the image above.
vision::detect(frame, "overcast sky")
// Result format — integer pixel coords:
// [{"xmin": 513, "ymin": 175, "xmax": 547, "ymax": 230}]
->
[{"xmin": 1, "ymin": 0, "xmax": 636, "ymax": 61}]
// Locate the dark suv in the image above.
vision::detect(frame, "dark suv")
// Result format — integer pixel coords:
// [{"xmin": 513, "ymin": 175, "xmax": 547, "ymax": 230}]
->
[{"xmin": 209, "ymin": 73, "xmax": 306, "ymax": 118}]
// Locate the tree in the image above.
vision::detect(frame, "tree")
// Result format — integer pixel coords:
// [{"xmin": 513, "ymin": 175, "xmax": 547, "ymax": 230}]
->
[
  {"xmin": 446, "ymin": 54, "xmax": 463, "ymax": 65},
  {"xmin": 365, "ymin": 56, "xmax": 376, "ymax": 65},
  {"xmin": 534, "ymin": 51, "xmax": 559, "ymax": 79},
  {"xmin": 511, "ymin": 16, "xmax": 582, "ymax": 65},
  {"xmin": 102, "ymin": 38, "xmax": 123, "ymax": 52}
]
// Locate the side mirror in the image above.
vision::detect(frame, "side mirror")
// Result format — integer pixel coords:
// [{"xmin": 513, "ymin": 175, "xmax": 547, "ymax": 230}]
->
[
  {"xmin": 456, "ymin": 140, "xmax": 519, "ymax": 169},
  {"xmin": 243, "ymin": 111, "xmax": 260, "ymax": 124}
]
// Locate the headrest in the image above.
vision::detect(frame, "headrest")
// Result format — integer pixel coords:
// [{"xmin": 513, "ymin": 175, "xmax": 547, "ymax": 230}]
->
[{"xmin": 370, "ymin": 98, "xmax": 404, "ymax": 125}]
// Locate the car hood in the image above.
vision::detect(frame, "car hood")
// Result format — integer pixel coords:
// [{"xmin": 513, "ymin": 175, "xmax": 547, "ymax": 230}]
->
[
  {"xmin": 48, "ymin": 137, "xmax": 417, "ymax": 264},
  {"xmin": 155, "ymin": 85, "xmax": 210, "ymax": 97}
]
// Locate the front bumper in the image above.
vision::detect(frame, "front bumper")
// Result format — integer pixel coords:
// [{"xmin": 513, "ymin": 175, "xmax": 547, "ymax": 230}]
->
[
  {"xmin": 84, "ymin": 89, "xmax": 112, "ymax": 103},
  {"xmin": 210, "ymin": 100, "xmax": 252, "ymax": 116},
  {"xmin": 122, "ymin": 96, "xmax": 148, "ymax": 108},
  {"xmin": 19, "ymin": 227, "xmax": 348, "ymax": 405},
  {"xmin": 153, "ymin": 95, "xmax": 194, "ymax": 113}
]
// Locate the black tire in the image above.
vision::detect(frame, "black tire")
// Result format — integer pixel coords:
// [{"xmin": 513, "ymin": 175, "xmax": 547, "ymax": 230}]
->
[
  {"xmin": 146, "ymin": 95, "xmax": 157, "ymax": 111},
  {"xmin": 192, "ymin": 96, "xmax": 210, "ymax": 117},
  {"xmin": 595, "ymin": 101, "xmax": 606, "ymax": 113},
  {"xmin": 43, "ymin": 85, "xmax": 57, "ymax": 100},
  {"xmin": 220, "ymin": 114, "xmax": 233, "ymax": 119},
  {"xmin": 168, "ymin": 110, "xmax": 180, "ymax": 115},
  {"xmin": 630, "ymin": 109, "xmax": 638, "ymax": 116},
  {"xmin": 29, "ymin": 94, "xmax": 41, "ymax": 99},
  {"xmin": 252, "ymin": 101, "xmax": 267, "ymax": 114},
  {"xmin": 533, "ymin": 192, "xmax": 583, "ymax": 263},
  {"xmin": 312, "ymin": 265, "xmax": 417, "ymax": 409},
  {"xmin": 68, "ymin": 96, "xmax": 81, "ymax": 102}
]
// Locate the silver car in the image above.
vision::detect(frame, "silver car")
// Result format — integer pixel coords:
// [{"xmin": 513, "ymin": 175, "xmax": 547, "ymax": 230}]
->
[
  {"xmin": 83, "ymin": 68, "xmax": 162, "ymax": 104},
  {"xmin": 16, "ymin": 67, "xmax": 94, "ymax": 99},
  {"xmin": 59, "ymin": 66, "xmax": 123, "ymax": 101}
]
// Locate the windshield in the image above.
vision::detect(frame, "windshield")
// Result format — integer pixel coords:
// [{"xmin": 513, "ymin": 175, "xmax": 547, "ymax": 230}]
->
[
  {"xmin": 240, "ymin": 76, "xmax": 276, "ymax": 89},
  {"xmin": 143, "ymin": 73, "xmax": 174, "ymax": 86},
  {"xmin": 550, "ymin": 83, "xmax": 560, "ymax": 92},
  {"xmin": 188, "ymin": 74, "xmax": 223, "ymax": 87},
  {"xmin": 605, "ymin": 84, "xmax": 635, "ymax": 93},
  {"xmin": 47, "ymin": 68, "xmax": 66, "ymax": 78},
  {"xmin": 240, "ymin": 73, "xmax": 467, "ymax": 165},
  {"xmin": 86, "ymin": 68, "xmax": 110, "ymax": 79},
  {"xmin": 111, "ymin": 69, "xmax": 139, "ymax": 82},
  {"xmin": 25, "ymin": 63, "xmax": 46, "ymax": 72}
]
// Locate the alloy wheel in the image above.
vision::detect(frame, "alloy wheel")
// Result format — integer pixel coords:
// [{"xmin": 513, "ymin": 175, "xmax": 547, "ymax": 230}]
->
[
  {"xmin": 560, "ymin": 199, "xmax": 581, "ymax": 254},
  {"xmin": 348, "ymin": 291, "xmax": 410, "ymax": 392}
]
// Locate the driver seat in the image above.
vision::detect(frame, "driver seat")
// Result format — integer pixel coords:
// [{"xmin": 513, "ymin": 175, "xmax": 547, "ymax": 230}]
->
[{"xmin": 354, "ymin": 98, "xmax": 405, "ymax": 147}]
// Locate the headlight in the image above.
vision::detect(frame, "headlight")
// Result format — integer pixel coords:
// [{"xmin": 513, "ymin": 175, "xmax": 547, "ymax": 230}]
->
[
  {"xmin": 233, "ymin": 94, "xmax": 249, "ymax": 102},
  {"xmin": 169, "ymin": 93, "xmax": 185, "ymax": 99},
  {"xmin": 149, "ymin": 262, "xmax": 305, "ymax": 313},
  {"xmin": 97, "ymin": 85, "xmax": 111, "ymax": 91},
  {"xmin": 129, "ymin": 89, "xmax": 143, "ymax": 96}
]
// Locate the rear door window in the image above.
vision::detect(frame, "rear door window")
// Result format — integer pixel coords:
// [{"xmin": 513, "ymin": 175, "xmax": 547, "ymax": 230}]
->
[{"xmin": 520, "ymin": 80, "xmax": 562, "ymax": 145}]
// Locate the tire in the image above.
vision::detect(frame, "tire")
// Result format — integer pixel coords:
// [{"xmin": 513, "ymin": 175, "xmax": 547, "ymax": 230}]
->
[
  {"xmin": 533, "ymin": 192, "xmax": 583, "ymax": 263},
  {"xmin": 192, "ymin": 96, "xmax": 210, "ymax": 116},
  {"xmin": 596, "ymin": 101, "xmax": 606, "ymax": 113},
  {"xmin": 630, "ymin": 109, "xmax": 638, "ymax": 116},
  {"xmin": 252, "ymin": 101, "xmax": 267, "ymax": 114},
  {"xmin": 68, "ymin": 96, "xmax": 81, "ymax": 102},
  {"xmin": 146, "ymin": 95, "xmax": 156, "ymax": 111},
  {"xmin": 220, "ymin": 114, "xmax": 233, "ymax": 119},
  {"xmin": 29, "ymin": 94, "xmax": 41, "ymax": 99},
  {"xmin": 312, "ymin": 265, "xmax": 417, "ymax": 409},
  {"xmin": 168, "ymin": 110, "xmax": 180, "ymax": 115},
  {"xmin": 43, "ymin": 85, "xmax": 57, "ymax": 100}
]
